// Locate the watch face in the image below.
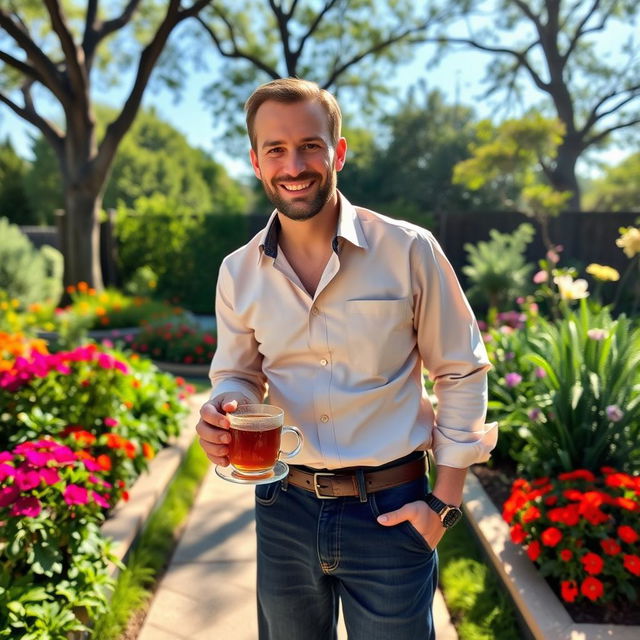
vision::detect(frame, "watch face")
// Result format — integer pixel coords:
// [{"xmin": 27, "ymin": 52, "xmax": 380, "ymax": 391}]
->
[{"xmin": 442, "ymin": 507, "xmax": 462, "ymax": 528}]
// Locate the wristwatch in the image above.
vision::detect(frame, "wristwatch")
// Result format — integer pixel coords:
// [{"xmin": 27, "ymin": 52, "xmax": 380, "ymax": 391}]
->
[{"xmin": 424, "ymin": 493, "xmax": 463, "ymax": 529}]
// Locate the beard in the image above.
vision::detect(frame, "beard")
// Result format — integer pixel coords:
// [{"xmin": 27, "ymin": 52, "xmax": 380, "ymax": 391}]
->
[{"xmin": 261, "ymin": 170, "xmax": 336, "ymax": 221}]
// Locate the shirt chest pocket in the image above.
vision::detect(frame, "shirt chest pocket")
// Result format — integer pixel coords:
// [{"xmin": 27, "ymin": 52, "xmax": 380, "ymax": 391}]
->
[{"xmin": 344, "ymin": 298, "xmax": 415, "ymax": 382}]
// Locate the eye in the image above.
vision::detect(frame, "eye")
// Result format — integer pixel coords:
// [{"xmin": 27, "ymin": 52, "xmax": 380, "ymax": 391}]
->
[
  {"xmin": 302, "ymin": 143, "xmax": 320, "ymax": 150},
  {"xmin": 266, "ymin": 147, "xmax": 284, "ymax": 154}
]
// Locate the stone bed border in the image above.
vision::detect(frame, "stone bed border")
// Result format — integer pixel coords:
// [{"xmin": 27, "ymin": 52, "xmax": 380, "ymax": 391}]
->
[
  {"xmin": 463, "ymin": 473, "xmax": 639, "ymax": 640},
  {"xmin": 100, "ymin": 392, "xmax": 207, "ymax": 574}
]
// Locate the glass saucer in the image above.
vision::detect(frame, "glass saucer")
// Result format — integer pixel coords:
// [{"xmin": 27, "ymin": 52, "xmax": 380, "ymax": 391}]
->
[{"xmin": 215, "ymin": 460, "xmax": 289, "ymax": 485}]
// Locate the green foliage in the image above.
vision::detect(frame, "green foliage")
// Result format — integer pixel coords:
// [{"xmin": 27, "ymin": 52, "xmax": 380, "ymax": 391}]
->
[
  {"xmin": 487, "ymin": 300, "xmax": 640, "ymax": 476},
  {"xmin": 116, "ymin": 195, "xmax": 248, "ymax": 314},
  {"xmin": 463, "ymin": 223, "xmax": 535, "ymax": 312},
  {"xmin": 91, "ymin": 439, "xmax": 209, "ymax": 640},
  {"xmin": 584, "ymin": 153, "xmax": 640, "ymax": 212},
  {"xmin": 0, "ymin": 217, "xmax": 64, "ymax": 306},
  {"xmin": 438, "ymin": 521, "xmax": 520, "ymax": 640},
  {"xmin": 0, "ymin": 138, "xmax": 35, "ymax": 224},
  {"xmin": 339, "ymin": 89, "xmax": 504, "ymax": 224}
]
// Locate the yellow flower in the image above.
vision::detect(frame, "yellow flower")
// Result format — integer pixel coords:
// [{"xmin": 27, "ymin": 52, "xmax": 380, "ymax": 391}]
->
[
  {"xmin": 585, "ymin": 264, "xmax": 620, "ymax": 282},
  {"xmin": 553, "ymin": 275, "xmax": 589, "ymax": 300},
  {"xmin": 616, "ymin": 227, "xmax": 640, "ymax": 258}
]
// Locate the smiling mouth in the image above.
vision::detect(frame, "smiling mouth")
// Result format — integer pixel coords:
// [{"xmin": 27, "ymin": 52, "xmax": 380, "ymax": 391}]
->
[{"xmin": 280, "ymin": 181, "xmax": 314, "ymax": 192}]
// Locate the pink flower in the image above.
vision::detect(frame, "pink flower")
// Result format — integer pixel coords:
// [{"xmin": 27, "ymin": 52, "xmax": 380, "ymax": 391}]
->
[
  {"xmin": 51, "ymin": 445, "xmax": 76, "ymax": 464},
  {"xmin": 24, "ymin": 450, "xmax": 52, "ymax": 467},
  {"xmin": 606, "ymin": 405, "xmax": 623, "ymax": 422},
  {"xmin": 63, "ymin": 484, "xmax": 89, "ymax": 505},
  {"xmin": 535, "ymin": 367, "xmax": 546, "ymax": 378},
  {"xmin": 0, "ymin": 463, "xmax": 16, "ymax": 482},
  {"xmin": 15, "ymin": 467, "xmax": 41, "ymax": 491},
  {"xmin": 91, "ymin": 491, "xmax": 110, "ymax": 509},
  {"xmin": 533, "ymin": 270, "xmax": 548, "ymax": 284},
  {"xmin": 10, "ymin": 496, "xmax": 42, "ymax": 517},
  {"xmin": 505, "ymin": 372, "xmax": 522, "ymax": 388},
  {"xmin": 82, "ymin": 458, "xmax": 102, "ymax": 472},
  {"xmin": 0, "ymin": 452, "xmax": 13, "ymax": 463},
  {"xmin": 104, "ymin": 417, "xmax": 118, "ymax": 428},
  {"xmin": 587, "ymin": 328, "xmax": 608, "ymax": 341},
  {"xmin": 0, "ymin": 485, "xmax": 20, "ymax": 507},
  {"xmin": 39, "ymin": 468, "xmax": 61, "ymax": 485}
]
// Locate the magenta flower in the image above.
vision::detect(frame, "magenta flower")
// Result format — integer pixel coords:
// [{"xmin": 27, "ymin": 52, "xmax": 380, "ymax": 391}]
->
[
  {"xmin": 606, "ymin": 405, "xmax": 624, "ymax": 422},
  {"xmin": 63, "ymin": 484, "xmax": 89, "ymax": 505},
  {"xmin": 24, "ymin": 450, "xmax": 52, "ymax": 467},
  {"xmin": 505, "ymin": 372, "xmax": 522, "ymax": 388},
  {"xmin": 10, "ymin": 496, "xmax": 42, "ymax": 518},
  {"xmin": 51, "ymin": 445, "xmax": 76, "ymax": 464},
  {"xmin": 535, "ymin": 367, "xmax": 547, "ymax": 378},
  {"xmin": 0, "ymin": 452, "xmax": 13, "ymax": 463},
  {"xmin": 104, "ymin": 417, "xmax": 118, "ymax": 428},
  {"xmin": 0, "ymin": 485, "xmax": 20, "ymax": 507},
  {"xmin": 39, "ymin": 468, "xmax": 61, "ymax": 486},
  {"xmin": 528, "ymin": 408, "xmax": 541, "ymax": 421},
  {"xmin": 82, "ymin": 458, "xmax": 102, "ymax": 472},
  {"xmin": 91, "ymin": 491, "xmax": 110, "ymax": 509},
  {"xmin": 15, "ymin": 467, "xmax": 41, "ymax": 491},
  {"xmin": 0, "ymin": 463, "xmax": 16, "ymax": 482}
]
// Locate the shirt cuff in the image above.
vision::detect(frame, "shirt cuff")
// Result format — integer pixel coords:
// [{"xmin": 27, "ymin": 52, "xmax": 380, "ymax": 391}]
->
[
  {"xmin": 208, "ymin": 378, "xmax": 265, "ymax": 404},
  {"xmin": 432, "ymin": 422, "xmax": 499, "ymax": 468}
]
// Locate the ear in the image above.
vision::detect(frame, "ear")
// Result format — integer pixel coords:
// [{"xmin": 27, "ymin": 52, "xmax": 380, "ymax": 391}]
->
[
  {"xmin": 250, "ymin": 148, "xmax": 262, "ymax": 180},
  {"xmin": 334, "ymin": 137, "xmax": 347, "ymax": 173}
]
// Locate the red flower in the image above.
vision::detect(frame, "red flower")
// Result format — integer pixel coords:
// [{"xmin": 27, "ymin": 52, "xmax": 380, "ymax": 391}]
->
[
  {"xmin": 548, "ymin": 504, "xmax": 580, "ymax": 526},
  {"xmin": 623, "ymin": 554, "xmax": 640, "ymax": 577},
  {"xmin": 560, "ymin": 580, "xmax": 578, "ymax": 603},
  {"xmin": 613, "ymin": 497, "xmax": 639, "ymax": 511},
  {"xmin": 526, "ymin": 540, "xmax": 541, "ymax": 562},
  {"xmin": 545, "ymin": 495, "xmax": 558, "ymax": 506},
  {"xmin": 510, "ymin": 523, "xmax": 527, "ymax": 544},
  {"xmin": 618, "ymin": 525, "xmax": 639, "ymax": 544},
  {"xmin": 580, "ymin": 552, "xmax": 604, "ymax": 575},
  {"xmin": 522, "ymin": 505, "xmax": 541, "ymax": 522},
  {"xmin": 563, "ymin": 489, "xmax": 584, "ymax": 501},
  {"xmin": 560, "ymin": 549, "xmax": 573, "ymax": 562},
  {"xmin": 600, "ymin": 538, "xmax": 622, "ymax": 556},
  {"xmin": 541, "ymin": 527, "xmax": 563, "ymax": 547},
  {"xmin": 559, "ymin": 469, "xmax": 595, "ymax": 482},
  {"xmin": 605, "ymin": 473, "xmax": 636, "ymax": 489},
  {"xmin": 580, "ymin": 577, "xmax": 604, "ymax": 602}
]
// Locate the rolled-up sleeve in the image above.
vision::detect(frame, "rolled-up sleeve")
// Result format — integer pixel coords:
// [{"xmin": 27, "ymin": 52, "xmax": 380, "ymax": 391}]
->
[
  {"xmin": 412, "ymin": 231, "xmax": 498, "ymax": 468},
  {"xmin": 209, "ymin": 261, "xmax": 267, "ymax": 403}
]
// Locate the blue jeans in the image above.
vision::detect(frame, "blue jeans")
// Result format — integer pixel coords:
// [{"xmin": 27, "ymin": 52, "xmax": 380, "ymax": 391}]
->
[{"xmin": 255, "ymin": 474, "xmax": 438, "ymax": 640}]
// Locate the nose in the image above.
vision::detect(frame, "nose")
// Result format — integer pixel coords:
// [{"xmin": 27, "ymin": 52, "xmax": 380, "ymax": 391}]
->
[{"xmin": 283, "ymin": 149, "xmax": 305, "ymax": 177}]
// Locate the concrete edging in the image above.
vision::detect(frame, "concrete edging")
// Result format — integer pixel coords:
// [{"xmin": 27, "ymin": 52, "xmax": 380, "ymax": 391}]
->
[
  {"xmin": 100, "ymin": 392, "xmax": 207, "ymax": 572},
  {"xmin": 463, "ymin": 472, "xmax": 639, "ymax": 640}
]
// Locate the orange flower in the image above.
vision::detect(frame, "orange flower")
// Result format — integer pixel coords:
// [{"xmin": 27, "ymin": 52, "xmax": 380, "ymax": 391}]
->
[
  {"xmin": 123, "ymin": 400, "xmax": 134, "ymax": 410},
  {"xmin": 77, "ymin": 281, "xmax": 89, "ymax": 292},
  {"xmin": 71, "ymin": 430, "xmax": 96, "ymax": 446},
  {"xmin": 142, "ymin": 442, "xmax": 155, "ymax": 460},
  {"xmin": 100, "ymin": 316, "xmax": 110, "ymax": 326},
  {"xmin": 66, "ymin": 285, "xmax": 76, "ymax": 294},
  {"xmin": 97, "ymin": 454, "xmax": 112, "ymax": 471}
]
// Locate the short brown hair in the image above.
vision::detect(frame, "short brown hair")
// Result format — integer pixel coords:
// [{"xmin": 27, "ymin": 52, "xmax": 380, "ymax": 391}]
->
[{"xmin": 245, "ymin": 78, "xmax": 342, "ymax": 151}]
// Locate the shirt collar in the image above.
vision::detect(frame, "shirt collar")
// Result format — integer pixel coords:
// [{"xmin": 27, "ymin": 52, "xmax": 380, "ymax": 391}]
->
[{"xmin": 258, "ymin": 191, "xmax": 369, "ymax": 263}]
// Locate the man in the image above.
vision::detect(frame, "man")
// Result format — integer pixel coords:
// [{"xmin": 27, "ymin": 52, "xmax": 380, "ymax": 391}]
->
[{"xmin": 196, "ymin": 78, "xmax": 497, "ymax": 640}]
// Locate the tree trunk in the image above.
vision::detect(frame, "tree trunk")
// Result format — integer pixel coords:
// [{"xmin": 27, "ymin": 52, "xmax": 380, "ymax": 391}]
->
[
  {"xmin": 550, "ymin": 137, "xmax": 582, "ymax": 211},
  {"xmin": 61, "ymin": 185, "xmax": 104, "ymax": 291}
]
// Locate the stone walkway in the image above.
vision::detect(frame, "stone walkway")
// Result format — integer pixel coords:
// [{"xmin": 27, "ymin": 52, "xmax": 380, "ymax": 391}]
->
[{"xmin": 138, "ymin": 463, "xmax": 458, "ymax": 640}]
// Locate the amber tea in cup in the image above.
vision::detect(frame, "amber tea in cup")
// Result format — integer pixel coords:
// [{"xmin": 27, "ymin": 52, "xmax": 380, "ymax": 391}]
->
[{"xmin": 227, "ymin": 404, "xmax": 302, "ymax": 477}]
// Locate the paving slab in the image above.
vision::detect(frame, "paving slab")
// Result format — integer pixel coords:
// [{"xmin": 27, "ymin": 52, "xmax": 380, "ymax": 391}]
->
[{"xmin": 139, "ymin": 463, "xmax": 458, "ymax": 640}]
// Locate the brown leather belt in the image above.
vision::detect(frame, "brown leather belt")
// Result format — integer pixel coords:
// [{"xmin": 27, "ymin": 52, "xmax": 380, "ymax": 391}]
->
[{"xmin": 287, "ymin": 454, "xmax": 426, "ymax": 499}]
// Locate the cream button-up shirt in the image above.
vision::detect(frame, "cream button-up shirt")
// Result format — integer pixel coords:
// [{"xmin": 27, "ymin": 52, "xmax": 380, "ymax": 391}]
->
[{"xmin": 209, "ymin": 193, "xmax": 498, "ymax": 470}]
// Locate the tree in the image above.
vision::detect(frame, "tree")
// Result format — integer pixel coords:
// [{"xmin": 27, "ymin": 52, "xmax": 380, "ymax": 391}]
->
[
  {"xmin": 195, "ymin": 0, "xmax": 456, "ymax": 143},
  {"xmin": 0, "ymin": 0, "xmax": 212, "ymax": 290},
  {"xmin": 340, "ymin": 88, "xmax": 507, "ymax": 224},
  {"xmin": 583, "ymin": 152, "xmax": 640, "ymax": 212},
  {"xmin": 0, "ymin": 137, "xmax": 34, "ymax": 223},
  {"xmin": 441, "ymin": 0, "xmax": 640, "ymax": 210}
]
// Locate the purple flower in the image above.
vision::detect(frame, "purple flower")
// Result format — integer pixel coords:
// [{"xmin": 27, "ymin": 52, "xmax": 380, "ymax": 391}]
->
[
  {"xmin": 528, "ymin": 408, "xmax": 541, "ymax": 421},
  {"xmin": 0, "ymin": 485, "xmax": 20, "ymax": 507},
  {"xmin": 15, "ymin": 467, "xmax": 41, "ymax": 491},
  {"xmin": 63, "ymin": 484, "xmax": 89, "ymax": 505},
  {"xmin": 505, "ymin": 372, "xmax": 523, "ymax": 388},
  {"xmin": 505, "ymin": 352, "xmax": 515, "ymax": 361},
  {"xmin": 10, "ymin": 496, "xmax": 42, "ymax": 518},
  {"xmin": 606, "ymin": 405, "xmax": 623, "ymax": 422}
]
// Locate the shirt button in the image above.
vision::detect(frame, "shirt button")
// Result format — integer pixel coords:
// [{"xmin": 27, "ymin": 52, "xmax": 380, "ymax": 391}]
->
[
  {"xmin": 311, "ymin": 306, "xmax": 320, "ymax": 316},
  {"xmin": 320, "ymin": 358, "xmax": 328, "ymax": 366},
  {"xmin": 320, "ymin": 414, "xmax": 329, "ymax": 423}
]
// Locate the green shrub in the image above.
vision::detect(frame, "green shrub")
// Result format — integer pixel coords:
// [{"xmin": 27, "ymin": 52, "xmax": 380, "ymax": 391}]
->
[
  {"xmin": 0, "ymin": 217, "xmax": 64, "ymax": 306},
  {"xmin": 115, "ymin": 195, "xmax": 248, "ymax": 314}
]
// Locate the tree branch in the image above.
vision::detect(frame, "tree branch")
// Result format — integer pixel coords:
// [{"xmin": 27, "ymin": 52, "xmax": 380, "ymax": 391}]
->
[
  {"xmin": 196, "ymin": 14, "xmax": 280, "ymax": 79},
  {"xmin": 562, "ymin": 0, "xmax": 605, "ymax": 63},
  {"xmin": 0, "ymin": 10, "xmax": 67, "ymax": 103},
  {"xmin": 585, "ymin": 117, "xmax": 640, "ymax": 147},
  {"xmin": 0, "ymin": 50, "xmax": 45, "ymax": 84},
  {"xmin": 268, "ymin": 0, "xmax": 296, "ymax": 74},
  {"xmin": 581, "ymin": 84, "xmax": 640, "ymax": 134},
  {"xmin": 0, "ymin": 88, "xmax": 64, "ymax": 152},
  {"xmin": 512, "ymin": 0, "xmax": 543, "ymax": 31},
  {"xmin": 294, "ymin": 0, "xmax": 341, "ymax": 64},
  {"xmin": 43, "ymin": 0, "xmax": 88, "ymax": 100}
]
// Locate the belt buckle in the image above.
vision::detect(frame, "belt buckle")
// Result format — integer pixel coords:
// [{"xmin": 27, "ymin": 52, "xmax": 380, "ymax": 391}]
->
[{"xmin": 313, "ymin": 472, "xmax": 337, "ymax": 499}]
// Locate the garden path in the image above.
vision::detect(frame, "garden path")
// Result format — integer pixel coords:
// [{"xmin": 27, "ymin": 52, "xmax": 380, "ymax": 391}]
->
[{"xmin": 137, "ymin": 462, "xmax": 458, "ymax": 639}]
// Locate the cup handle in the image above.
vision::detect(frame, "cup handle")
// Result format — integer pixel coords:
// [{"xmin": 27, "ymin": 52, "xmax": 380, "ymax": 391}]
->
[{"xmin": 280, "ymin": 426, "xmax": 303, "ymax": 459}]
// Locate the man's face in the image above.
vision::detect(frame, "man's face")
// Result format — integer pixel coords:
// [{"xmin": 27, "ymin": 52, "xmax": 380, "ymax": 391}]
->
[{"xmin": 249, "ymin": 100, "xmax": 346, "ymax": 221}]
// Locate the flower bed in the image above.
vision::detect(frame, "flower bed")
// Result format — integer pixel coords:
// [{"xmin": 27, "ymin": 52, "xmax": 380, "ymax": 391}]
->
[{"xmin": 0, "ymin": 331, "xmax": 194, "ymax": 639}]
